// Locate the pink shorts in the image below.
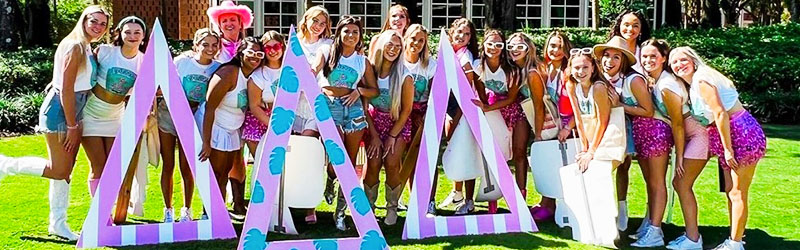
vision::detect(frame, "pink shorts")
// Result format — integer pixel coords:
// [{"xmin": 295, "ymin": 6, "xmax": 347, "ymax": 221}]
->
[{"xmin": 683, "ymin": 116, "xmax": 709, "ymax": 160}]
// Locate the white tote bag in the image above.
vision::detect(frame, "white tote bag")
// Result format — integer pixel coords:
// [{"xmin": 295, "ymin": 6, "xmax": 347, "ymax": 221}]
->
[
  {"xmin": 485, "ymin": 110, "xmax": 512, "ymax": 161},
  {"xmin": 442, "ymin": 116, "xmax": 483, "ymax": 181},
  {"xmin": 521, "ymin": 96, "xmax": 561, "ymax": 140}
]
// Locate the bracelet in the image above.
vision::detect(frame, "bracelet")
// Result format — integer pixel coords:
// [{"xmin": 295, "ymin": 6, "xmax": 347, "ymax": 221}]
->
[
  {"xmin": 389, "ymin": 134, "xmax": 398, "ymax": 139},
  {"xmin": 67, "ymin": 124, "xmax": 79, "ymax": 130}
]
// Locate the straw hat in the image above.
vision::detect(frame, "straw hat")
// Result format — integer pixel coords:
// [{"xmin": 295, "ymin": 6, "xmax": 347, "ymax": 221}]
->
[
  {"xmin": 593, "ymin": 36, "xmax": 636, "ymax": 63},
  {"xmin": 207, "ymin": 0, "xmax": 254, "ymax": 29}
]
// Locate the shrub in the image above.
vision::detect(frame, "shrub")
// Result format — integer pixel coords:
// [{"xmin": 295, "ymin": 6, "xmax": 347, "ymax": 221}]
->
[
  {"xmin": 0, "ymin": 92, "xmax": 45, "ymax": 133},
  {"xmin": 51, "ymin": 0, "xmax": 89, "ymax": 42},
  {"xmin": 0, "ymin": 48, "xmax": 55, "ymax": 95}
]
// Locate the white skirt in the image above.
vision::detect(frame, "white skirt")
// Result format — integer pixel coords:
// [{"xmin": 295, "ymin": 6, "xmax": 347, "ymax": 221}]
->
[
  {"xmin": 82, "ymin": 94, "xmax": 124, "ymax": 137},
  {"xmin": 195, "ymin": 103, "xmax": 242, "ymax": 152}
]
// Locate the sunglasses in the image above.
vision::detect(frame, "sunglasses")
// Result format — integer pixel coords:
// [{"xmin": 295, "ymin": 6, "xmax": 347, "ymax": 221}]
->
[
  {"xmin": 263, "ymin": 43, "xmax": 283, "ymax": 53},
  {"xmin": 570, "ymin": 47, "xmax": 593, "ymax": 56},
  {"xmin": 507, "ymin": 43, "xmax": 528, "ymax": 51},
  {"xmin": 243, "ymin": 49, "xmax": 265, "ymax": 59},
  {"xmin": 483, "ymin": 41, "xmax": 504, "ymax": 50}
]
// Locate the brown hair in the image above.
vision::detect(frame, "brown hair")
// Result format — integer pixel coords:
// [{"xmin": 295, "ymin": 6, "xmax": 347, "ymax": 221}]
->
[{"xmin": 323, "ymin": 16, "xmax": 364, "ymax": 76}]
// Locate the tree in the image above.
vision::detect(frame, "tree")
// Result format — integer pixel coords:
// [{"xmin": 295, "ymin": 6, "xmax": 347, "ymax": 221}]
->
[
  {"xmin": 0, "ymin": 0, "xmax": 22, "ymax": 51},
  {"xmin": 483, "ymin": 0, "xmax": 516, "ymax": 30},
  {"xmin": 791, "ymin": 0, "xmax": 800, "ymax": 22},
  {"xmin": 23, "ymin": 0, "xmax": 52, "ymax": 47}
]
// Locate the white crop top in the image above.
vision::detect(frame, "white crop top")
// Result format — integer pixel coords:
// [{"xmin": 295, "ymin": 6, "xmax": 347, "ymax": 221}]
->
[
  {"xmin": 689, "ymin": 66, "xmax": 740, "ymax": 126},
  {"xmin": 653, "ymin": 70, "xmax": 690, "ymax": 119},
  {"xmin": 474, "ymin": 61, "xmax": 509, "ymax": 95},
  {"xmin": 174, "ymin": 55, "xmax": 221, "ymax": 103},
  {"xmin": 324, "ymin": 53, "xmax": 366, "ymax": 90},
  {"xmin": 250, "ymin": 66, "xmax": 281, "ymax": 104},
  {"xmin": 403, "ymin": 58, "xmax": 437, "ymax": 103}
]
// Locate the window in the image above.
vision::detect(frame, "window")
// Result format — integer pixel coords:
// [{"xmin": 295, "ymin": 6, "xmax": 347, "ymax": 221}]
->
[
  {"xmin": 549, "ymin": 0, "xmax": 582, "ymax": 27},
  {"xmin": 349, "ymin": 0, "xmax": 385, "ymax": 33},
  {"xmin": 310, "ymin": 0, "xmax": 343, "ymax": 28},
  {"xmin": 430, "ymin": 0, "xmax": 463, "ymax": 30},
  {"xmin": 516, "ymin": 0, "xmax": 543, "ymax": 29},
  {"xmin": 263, "ymin": 0, "xmax": 298, "ymax": 34},
  {"xmin": 469, "ymin": 0, "xmax": 485, "ymax": 30}
]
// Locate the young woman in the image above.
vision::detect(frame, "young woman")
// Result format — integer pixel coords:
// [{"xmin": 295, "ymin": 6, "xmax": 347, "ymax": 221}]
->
[
  {"xmin": 363, "ymin": 30, "xmax": 414, "ymax": 226},
  {"xmin": 206, "ymin": 0, "xmax": 253, "ymax": 63},
  {"xmin": 368, "ymin": 4, "xmax": 410, "ymax": 56},
  {"xmin": 313, "ymin": 16, "xmax": 378, "ymax": 230},
  {"xmin": 431, "ymin": 18, "xmax": 480, "ymax": 216},
  {"xmin": 530, "ymin": 30, "xmax": 575, "ymax": 222},
  {"xmin": 596, "ymin": 36, "xmax": 654, "ymax": 231},
  {"xmin": 470, "ymin": 29, "xmax": 527, "ymax": 214},
  {"xmin": 669, "ymin": 47, "xmax": 766, "ymax": 250},
  {"xmin": 629, "ymin": 39, "xmax": 685, "ymax": 247},
  {"xmin": 198, "ymin": 37, "xmax": 262, "ymax": 216},
  {"xmin": 506, "ymin": 32, "xmax": 546, "ymax": 199},
  {"xmin": 565, "ymin": 47, "xmax": 625, "ymax": 248},
  {"xmin": 158, "ymin": 28, "xmax": 221, "ymax": 223},
  {"xmin": 0, "ymin": 6, "xmax": 109, "ymax": 240},
  {"xmin": 607, "ymin": 9, "xmax": 651, "ymax": 74},
  {"xmin": 82, "ymin": 16, "xmax": 146, "ymax": 197},
  {"xmin": 242, "ymin": 31, "xmax": 282, "ymax": 152}
]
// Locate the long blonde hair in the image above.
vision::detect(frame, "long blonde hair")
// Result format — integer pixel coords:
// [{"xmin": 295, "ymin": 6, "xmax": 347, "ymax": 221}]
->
[
  {"xmin": 669, "ymin": 46, "xmax": 735, "ymax": 89},
  {"xmin": 380, "ymin": 4, "xmax": 410, "ymax": 33},
  {"xmin": 403, "ymin": 24, "xmax": 431, "ymax": 79},
  {"xmin": 369, "ymin": 31, "xmax": 405, "ymax": 119},
  {"xmin": 298, "ymin": 6, "xmax": 332, "ymax": 42},
  {"xmin": 56, "ymin": 5, "xmax": 109, "ymax": 72}
]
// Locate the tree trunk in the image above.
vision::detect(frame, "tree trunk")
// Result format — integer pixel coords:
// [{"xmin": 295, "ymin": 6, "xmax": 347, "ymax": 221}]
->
[
  {"xmin": 792, "ymin": 0, "xmax": 800, "ymax": 22},
  {"xmin": 483, "ymin": 0, "xmax": 516, "ymax": 30},
  {"xmin": 396, "ymin": 0, "xmax": 422, "ymax": 24},
  {"xmin": 591, "ymin": 0, "xmax": 599, "ymax": 30},
  {"xmin": 664, "ymin": 0, "xmax": 683, "ymax": 28},
  {"xmin": 719, "ymin": 0, "xmax": 741, "ymax": 26},
  {"xmin": 23, "ymin": 0, "xmax": 52, "ymax": 48},
  {"xmin": 0, "ymin": 0, "xmax": 21, "ymax": 51},
  {"xmin": 703, "ymin": 0, "xmax": 722, "ymax": 27}
]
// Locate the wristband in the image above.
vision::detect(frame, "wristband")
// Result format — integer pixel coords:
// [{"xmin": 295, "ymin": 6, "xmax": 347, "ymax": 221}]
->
[{"xmin": 67, "ymin": 124, "xmax": 79, "ymax": 130}]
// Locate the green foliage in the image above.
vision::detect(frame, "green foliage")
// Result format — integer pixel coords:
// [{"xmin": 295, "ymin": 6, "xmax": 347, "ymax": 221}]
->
[
  {"xmin": 51, "ymin": 0, "xmax": 89, "ymax": 42},
  {"xmin": 0, "ymin": 48, "xmax": 55, "ymax": 95},
  {"xmin": 0, "ymin": 92, "xmax": 45, "ymax": 133},
  {"xmin": 598, "ymin": 0, "xmax": 652, "ymax": 27}
]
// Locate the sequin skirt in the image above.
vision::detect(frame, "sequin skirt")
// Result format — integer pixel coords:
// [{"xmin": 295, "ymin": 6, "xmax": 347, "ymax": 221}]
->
[
  {"xmin": 367, "ymin": 107, "xmax": 412, "ymax": 142},
  {"xmin": 708, "ymin": 110, "xmax": 766, "ymax": 170},
  {"xmin": 241, "ymin": 106, "xmax": 271, "ymax": 142},
  {"xmin": 410, "ymin": 102, "xmax": 427, "ymax": 132},
  {"xmin": 632, "ymin": 116, "xmax": 674, "ymax": 158},
  {"xmin": 487, "ymin": 92, "xmax": 526, "ymax": 129}
]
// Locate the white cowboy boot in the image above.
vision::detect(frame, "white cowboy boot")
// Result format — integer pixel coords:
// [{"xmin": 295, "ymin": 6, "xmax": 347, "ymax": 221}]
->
[
  {"xmin": 384, "ymin": 184, "xmax": 402, "ymax": 225},
  {"xmin": 0, "ymin": 155, "xmax": 48, "ymax": 184},
  {"xmin": 49, "ymin": 179, "xmax": 79, "ymax": 241}
]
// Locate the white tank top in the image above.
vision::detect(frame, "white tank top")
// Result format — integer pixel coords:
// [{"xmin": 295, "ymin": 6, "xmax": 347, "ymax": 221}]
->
[
  {"xmin": 51, "ymin": 41, "xmax": 96, "ymax": 92},
  {"xmin": 371, "ymin": 76, "xmax": 392, "ymax": 112},
  {"xmin": 175, "ymin": 55, "xmax": 221, "ymax": 103},
  {"xmin": 653, "ymin": 70, "xmax": 689, "ymax": 119},
  {"xmin": 250, "ymin": 66, "xmax": 280, "ymax": 104},
  {"xmin": 609, "ymin": 72, "xmax": 646, "ymax": 107},
  {"xmin": 95, "ymin": 45, "xmax": 144, "ymax": 96},
  {"xmin": 689, "ymin": 66, "xmax": 740, "ymax": 126},
  {"xmin": 213, "ymin": 68, "xmax": 248, "ymax": 130},
  {"xmin": 474, "ymin": 61, "xmax": 509, "ymax": 95},
  {"xmin": 403, "ymin": 58, "xmax": 437, "ymax": 103}
]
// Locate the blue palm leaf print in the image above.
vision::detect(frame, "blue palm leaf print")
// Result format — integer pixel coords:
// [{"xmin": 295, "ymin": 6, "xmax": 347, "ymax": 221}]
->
[
  {"xmin": 251, "ymin": 181, "xmax": 265, "ymax": 204},
  {"xmin": 350, "ymin": 187, "xmax": 371, "ymax": 216},
  {"xmin": 314, "ymin": 94, "xmax": 332, "ymax": 121},
  {"xmin": 269, "ymin": 147, "xmax": 287, "ymax": 175},
  {"xmin": 323, "ymin": 140, "xmax": 345, "ymax": 165},
  {"xmin": 313, "ymin": 239, "xmax": 338, "ymax": 250},
  {"xmin": 360, "ymin": 230, "xmax": 387, "ymax": 250},
  {"xmin": 270, "ymin": 107, "xmax": 295, "ymax": 135},
  {"xmin": 243, "ymin": 228, "xmax": 267, "ymax": 250},
  {"xmin": 279, "ymin": 66, "xmax": 299, "ymax": 93},
  {"xmin": 290, "ymin": 34, "xmax": 304, "ymax": 56}
]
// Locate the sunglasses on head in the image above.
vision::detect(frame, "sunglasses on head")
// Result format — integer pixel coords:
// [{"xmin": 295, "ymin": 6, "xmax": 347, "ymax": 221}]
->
[
  {"xmin": 484, "ymin": 41, "xmax": 504, "ymax": 50},
  {"xmin": 570, "ymin": 47, "xmax": 593, "ymax": 56},
  {"xmin": 507, "ymin": 43, "xmax": 528, "ymax": 51},
  {"xmin": 263, "ymin": 43, "xmax": 283, "ymax": 53},
  {"xmin": 243, "ymin": 49, "xmax": 265, "ymax": 59}
]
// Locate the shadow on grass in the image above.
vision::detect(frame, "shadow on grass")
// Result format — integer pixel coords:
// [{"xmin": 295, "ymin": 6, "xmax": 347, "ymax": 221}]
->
[
  {"xmin": 618, "ymin": 218, "xmax": 800, "ymax": 250},
  {"xmin": 762, "ymin": 124, "xmax": 800, "ymax": 141}
]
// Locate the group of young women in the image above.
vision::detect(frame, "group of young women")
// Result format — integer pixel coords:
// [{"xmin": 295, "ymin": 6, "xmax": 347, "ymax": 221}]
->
[{"xmin": 0, "ymin": 2, "xmax": 766, "ymax": 250}]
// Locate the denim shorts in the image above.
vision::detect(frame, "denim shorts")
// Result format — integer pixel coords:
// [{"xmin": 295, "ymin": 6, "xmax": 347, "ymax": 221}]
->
[
  {"xmin": 37, "ymin": 89, "xmax": 89, "ymax": 133},
  {"xmin": 328, "ymin": 97, "xmax": 367, "ymax": 133}
]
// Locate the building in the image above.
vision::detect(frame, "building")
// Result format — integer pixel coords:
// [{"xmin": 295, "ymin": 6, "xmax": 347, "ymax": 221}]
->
[{"xmin": 112, "ymin": 0, "xmax": 663, "ymax": 39}]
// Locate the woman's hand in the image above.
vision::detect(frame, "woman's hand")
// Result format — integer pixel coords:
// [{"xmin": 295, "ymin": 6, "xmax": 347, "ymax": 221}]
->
[
  {"xmin": 367, "ymin": 134, "xmax": 382, "ymax": 159},
  {"xmin": 557, "ymin": 128, "xmax": 570, "ymax": 142},
  {"xmin": 199, "ymin": 143, "xmax": 212, "ymax": 161},
  {"xmin": 675, "ymin": 157, "xmax": 685, "ymax": 178},
  {"xmin": 321, "ymin": 87, "xmax": 336, "ymax": 97},
  {"xmin": 343, "ymin": 88, "xmax": 361, "ymax": 106},
  {"xmin": 383, "ymin": 136, "xmax": 397, "ymax": 158},
  {"xmin": 577, "ymin": 151, "xmax": 593, "ymax": 172},
  {"xmin": 724, "ymin": 148, "xmax": 739, "ymax": 169},
  {"xmin": 471, "ymin": 99, "xmax": 488, "ymax": 112},
  {"xmin": 63, "ymin": 125, "xmax": 82, "ymax": 153}
]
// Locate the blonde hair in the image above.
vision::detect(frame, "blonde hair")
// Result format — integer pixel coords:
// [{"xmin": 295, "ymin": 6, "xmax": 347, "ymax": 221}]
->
[
  {"xmin": 669, "ymin": 46, "xmax": 735, "ymax": 89},
  {"xmin": 369, "ymin": 31, "xmax": 405, "ymax": 119},
  {"xmin": 381, "ymin": 4, "xmax": 410, "ymax": 33},
  {"xmin": 508, "ymin": 32, "xmax": 545, "ymax": 87},
  {"xmin": 403, "ymin": 24, "xmax": 431, "ymax": 80},
  {"xmin": 56, "ymin": 5, "xmax": 109, "ymax": 72},
  {"xmin": 298, "ymin": 6, "xmax": 332, "ymax": 41}
]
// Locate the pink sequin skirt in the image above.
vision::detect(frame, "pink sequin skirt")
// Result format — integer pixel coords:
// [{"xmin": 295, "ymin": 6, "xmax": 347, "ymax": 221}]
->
[
  {"xmin": 368, "ymin": 107, "xmax": 412, "ymax": 142},
  {"xmin": 708, "ymin": 110, "xmax": 766, "ymax": 170},
  {"xmin": 632, "ymin": 116, "xmax": 674, "ymax": 158},
  {"xmin": 410, "ymin": 102, "xmax": 427, "ymax": 132},
  {"xmin": 241, "ymin": 106, "xmax": 271, "ymax": 142},
  {"xmin": 487, "ymin": 92, "xmax": 526, "ymax": 129}
]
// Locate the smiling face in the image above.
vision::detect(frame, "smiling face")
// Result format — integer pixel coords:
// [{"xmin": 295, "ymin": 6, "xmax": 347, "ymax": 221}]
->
[
  {"xmin": 405, "ymin": 29, "xmax": 426, "ymax": 56},
  {"xmin": 263, "ymin": 40, "xmax": 283, "ymax": 63},
  {"xmin": 218, "ymin": 14, "xmax": 242, "ymax": 39},
  {"xmin": 482, "ymin": 34, "xmax": 503, "ymax": 59},
  {"xmin": 383, "ymin": 35, "xmax": 402, "ymax": 62},
  {"xmin": 507, "ymin": 36, "xmax": 529, "ymax": 62},
  {"xmin": 601, "ymin": 48, "xmax": 623, "ymax": 76},
  {"xmin": 120, "ymin": 23, "xmax": 144, "ymax": 49},
  {"xmin": 570, "ymin": 55, "xmax": 594, "ymax": 83},
  {"xmin": 339, "ymin": 23, "xmax": 361, "ymax": 49},
  {"xmin": 84, "ymin": 12, "xmax": 108, "ymax": 40},
  {"xmin": 308, "ymin": 13, "xmax": 328, "ymax": 38},
  {"xmin": 195, "ymin": 35, "xmax": 220, "ymax": 61},
  {"xmin": 670, "ymin": 52, "xmax": 696, "ymax": 80},
  {"xmin": 389, "ymin": 8, "xmax": 408, "ymax": 31},
  {"xmin": 640, "ymin": 45, "xmax": 665, "ymax": 74},
  {"xmin": 620, "ymin": 13, "xmax": 641, "ymax": 42},
  {"xmin": 451, "ymin": 24, "xmax": 472, "ymax": 49},
  {"xmin": 547, "ymin": 36, "xmax": 565, "ymax": 62},
  {"xmin": 242, "ymin": 43, "xmax": 263, "ymax": 70}
]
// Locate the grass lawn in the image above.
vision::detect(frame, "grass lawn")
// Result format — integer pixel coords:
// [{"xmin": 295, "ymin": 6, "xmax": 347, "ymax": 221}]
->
[{"xmin": 0, "ymin": 124, "xmax": 798, "ymax": 249}]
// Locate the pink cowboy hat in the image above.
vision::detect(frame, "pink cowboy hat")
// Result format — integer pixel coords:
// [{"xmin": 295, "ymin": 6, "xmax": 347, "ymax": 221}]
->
[{"xmin": 207, "ymin": 0, "xmax": 254, "ymax": 29}]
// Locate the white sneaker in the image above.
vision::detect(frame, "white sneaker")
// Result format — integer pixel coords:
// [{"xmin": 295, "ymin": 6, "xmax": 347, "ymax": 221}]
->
[
  {"xmin": 335, "ymin": 215, "xmax": 348, "ymax": 231},
  {"xmin": 631, "ymin": 225, "xmax": 664, "ymax": 247},
  {"xmin": 617, "ymin": 200, "xmax": 628, "ymax": 231},
  {"xmin": 667, "ymin": 233, "xmax": 703, "ymax": 250},
  {"xmin": 426, "ymin": 201, "xmax": 437, "ymax": 218},
  {"xmin": 438, "ymin": 191, "xmax": 464, "ymax": 209},
  {"xmin": 630, "ymin": 217, "xmax": 652, "ymax": 240},
  {"xmin": 163, "ymin": 208, "xmax": 175, "ymax": 223},
  {"xmin": 454, "ymin": 200, "xmax": 475, "ymax": 215},
  {"xmin": 178, "ymin": 207, "xmax": 192, "ymax": 222},
  {"xmin": 712, "ymin": 238, "xmax": 745, "ymax": 250}
]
